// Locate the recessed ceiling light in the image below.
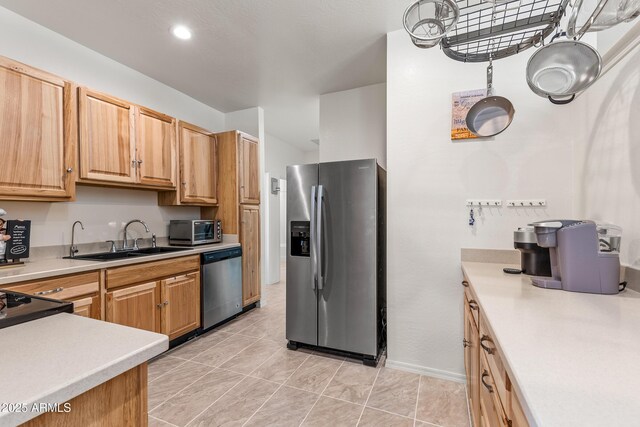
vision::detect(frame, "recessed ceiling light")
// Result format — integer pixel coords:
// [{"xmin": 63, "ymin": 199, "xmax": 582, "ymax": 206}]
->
[{"xmin": 171, "ymin": 25, "xmax": 192, "ymax": 40}]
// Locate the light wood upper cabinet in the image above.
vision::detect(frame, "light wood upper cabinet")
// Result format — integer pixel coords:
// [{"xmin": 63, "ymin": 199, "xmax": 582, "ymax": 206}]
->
[
  {"xmin": 161, "ymin": 272, "xmax": 200, "ymax": 340},
  {"xmin": 136, "ymin": 107, "xmax": 177, "ymax": 188},
  {"xmin": 239, "ymin": 134, "xmax": 260, "ymax": 204},
  {"xmin": 79, "ymin": 88, "xmax": 177, "ymax": 189},
  {"xmin": 79, "ymin": 88, "xmax": 136, "ymax": 184},
  {"xmin": 241, "ymin": 205, "xmax": 261, "ymax": 306},
  {"xmin": 106, "ymin": 281, "xmax": 161, "ymax": 333},
  {"xmin": 0, "ymin": 56, "xmax": 76, "ymax": 201},
  {"xmin": 177, "ymin": 121, "xmax": 218, "ymax": 205}
]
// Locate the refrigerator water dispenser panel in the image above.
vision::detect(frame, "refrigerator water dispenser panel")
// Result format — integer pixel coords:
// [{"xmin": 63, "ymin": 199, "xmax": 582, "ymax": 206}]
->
[{"xmin": 291, "ymin": 221, "xmax": 310, "ymax": 257}]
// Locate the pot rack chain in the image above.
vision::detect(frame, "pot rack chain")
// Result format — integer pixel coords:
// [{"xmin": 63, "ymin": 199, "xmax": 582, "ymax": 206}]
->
[{"xmin": 441, "ymin": 0, "xmax": 568, "ymax": 62}]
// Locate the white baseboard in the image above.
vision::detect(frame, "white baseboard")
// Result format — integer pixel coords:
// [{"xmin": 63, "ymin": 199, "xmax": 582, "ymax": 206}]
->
[{"xmin": 385, "ymin": 359, "xmax": 466, "ymax": 383}]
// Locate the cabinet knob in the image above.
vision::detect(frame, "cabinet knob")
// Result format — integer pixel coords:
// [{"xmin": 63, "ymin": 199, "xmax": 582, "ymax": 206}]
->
[
  {"xmin": 156, "ymin": 303, "xmax": 164, "ymax": 309},
  {"xmin": 137, "ymin": 159, "xmax": 143, "ymax": 165},
  {"xmin": 66, "ymin": 167, "xmax": 73, "ymax": 173},
  {"xmin": 461, "ymin": 280, "xmax": 469, "ymax": 287},
  {"xmin": 469, "ymin": 300, "xmax": 479, "ymax": 311},
  {"xmin": 164, "ymin": 300, "xmax": 169, "ymax": 306},
  {"xmin": 463, "ymin": 338, "xmax": 471, "ymax": 348}
]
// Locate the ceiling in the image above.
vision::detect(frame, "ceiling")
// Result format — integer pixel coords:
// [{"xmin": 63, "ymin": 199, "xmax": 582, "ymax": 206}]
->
[{"xmin": 0, "ymin": 0, "xmax": 409, "ymax": 151}]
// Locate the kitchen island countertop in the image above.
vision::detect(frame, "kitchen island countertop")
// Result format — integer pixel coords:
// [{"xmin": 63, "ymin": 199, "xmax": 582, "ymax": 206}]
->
[
  {"xmin": 462, "ymin": 261, "xmax": 640, "ymax": 427},
  {"xmin": 0, "ymin": 313, "xmax": 167, "ymax": 425}
]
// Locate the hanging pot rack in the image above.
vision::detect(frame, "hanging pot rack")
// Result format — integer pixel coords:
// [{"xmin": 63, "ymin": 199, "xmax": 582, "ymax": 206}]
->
[{"xmin": 438, "ymin": 0, "xmax": 569, "ymax": 62}]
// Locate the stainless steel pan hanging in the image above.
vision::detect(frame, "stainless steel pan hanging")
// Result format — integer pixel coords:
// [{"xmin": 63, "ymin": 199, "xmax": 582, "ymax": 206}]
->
[
  {"xmin": 466, "ymin": 61, "xmax": 515, "ymax": 137},
  {"xmin": 526, "ymin": 32, "xmax": 601, "ymax": 104}
]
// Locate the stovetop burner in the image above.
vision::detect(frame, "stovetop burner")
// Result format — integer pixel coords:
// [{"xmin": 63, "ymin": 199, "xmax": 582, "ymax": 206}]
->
[{"xmin": 0, "ymin": 290, "xmax": 73, "ymax": 329}]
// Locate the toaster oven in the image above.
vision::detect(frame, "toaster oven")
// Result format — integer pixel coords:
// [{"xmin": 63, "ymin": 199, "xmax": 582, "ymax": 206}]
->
[{"xmin": 169, "ymin": 220, "xmax": 222, "ymax": 246}]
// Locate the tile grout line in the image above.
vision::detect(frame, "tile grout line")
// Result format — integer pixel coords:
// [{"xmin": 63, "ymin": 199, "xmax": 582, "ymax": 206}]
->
[
  {"xmin": 148, "ymin": 366, "xmax": 216, "ymax": 413},
  {"xmin": 414, "ymin": 375, "xmax": 422, "ymax": 427},
  {"xmin": 241, "ymin": 353, "xmax": 312, "ymax": 427},
  {"xmin": 297, "ymin": 359, "xmax": 346, "ymax": 426},
  {"xmin": 149, "ymin": 336, "xmax": 258, "ymax": 414},
  {"xmin": 149, "ymin": 415, "xmax": 180, "ymax": 427},
  {"xmin": 150, "ymin": 332, "xmax": 236, "ymax": 383},
  {"xmin": 182, "ymin": 371, "xmax": 247, "ymax": 427},
  {"xmin": 356, "ymin": 365, "xmax": 382, "ymax": 426}
]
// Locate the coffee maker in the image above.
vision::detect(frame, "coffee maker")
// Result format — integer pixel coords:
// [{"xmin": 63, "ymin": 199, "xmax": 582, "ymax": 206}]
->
[
  {"xmin": 530, "ymin": 220, "xmax": 621, "ymax": 294},
  {"xmin": 514, "ymin": 226, "xmax": 551, "ymax": 276}
]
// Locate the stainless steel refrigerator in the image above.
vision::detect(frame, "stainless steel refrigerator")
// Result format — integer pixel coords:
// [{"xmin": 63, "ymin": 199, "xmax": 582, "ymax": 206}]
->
[{"xmin": 286, "ymin": 159, "xmax": 386, "ymax": 365}]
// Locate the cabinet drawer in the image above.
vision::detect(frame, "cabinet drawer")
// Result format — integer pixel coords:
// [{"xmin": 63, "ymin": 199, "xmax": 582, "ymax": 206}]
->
[
  {"xmin": 463, "ymin": 282, "xmax": 479, "ymax": 328},
  {"xmin": 509, "ymin": 387, "xmax": 530, "ymax": 427},
  {"xmin": 2, "ymin": 271, "xmax": 100, "ymax": 301},
  {"xmin": 480, "ymin": 352, "xmax": 510, "ymax": 427},
  {"xmin": 480, "ymin": 316, "xmax": 509, "ymax": 410},
  {"xmin": 106, "ymin": 255, "xmax": 199, "ymax": 289}
]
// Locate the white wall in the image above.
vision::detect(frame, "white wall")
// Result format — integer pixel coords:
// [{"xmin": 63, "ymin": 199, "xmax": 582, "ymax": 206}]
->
[
  {"xmin": 319, "ymin": 83, "xmax": 387, "ymax": 168},
  {"xmin": 265, "ymin": 133, "xmax": 316, "ymax": 179},
  {"xmin": 0, "ymin": 6, "xmax": 234, "ymax": 248},
  {"xmin": 386, "ymin": 30, "xmax": 578, "ymax": 379},
  {"xmin": 1, "ymin": 187, "xmax": 200, "ymax": 247},
  {"xmin": 304, "ymin": 149, "xmax": 320, "ymax": 164},
  {"xmin": 573, "ymin": 41, "xmax": 640, "ymax": 268}
]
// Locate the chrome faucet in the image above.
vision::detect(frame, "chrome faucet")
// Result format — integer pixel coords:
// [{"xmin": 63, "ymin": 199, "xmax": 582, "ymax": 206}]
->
[
  {"xmin": 123, "ymin": 219, "xmax": 150, "ymax": 250},
  {"xmin": 70, "ymin": 220, "xmax": 85, "ymax": 258}
]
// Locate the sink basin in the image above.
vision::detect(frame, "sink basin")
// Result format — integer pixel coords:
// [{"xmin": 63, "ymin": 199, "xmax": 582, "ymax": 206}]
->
[{"xmin": 64, "ymin": 246, "xmax": 191, "ymax": 262}]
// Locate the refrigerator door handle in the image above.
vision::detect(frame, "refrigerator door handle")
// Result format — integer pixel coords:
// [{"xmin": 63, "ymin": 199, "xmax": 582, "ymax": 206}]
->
[
  {"xmin": 310, "ymin": 185, "xmax": 317, "ymax": 290},
  {"xmin": 316, "ymin": 184, "xmax": 324, "ymax": 290}
]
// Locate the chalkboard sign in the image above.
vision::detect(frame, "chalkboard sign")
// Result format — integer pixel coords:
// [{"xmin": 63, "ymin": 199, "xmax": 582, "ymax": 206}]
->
[{"xmin": 5, "ymin": 220, "xmax": 31, "ymax": 260}]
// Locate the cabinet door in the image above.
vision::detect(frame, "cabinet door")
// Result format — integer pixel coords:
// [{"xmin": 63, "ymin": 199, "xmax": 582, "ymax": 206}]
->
[
  {"xmin": 0, "ymin": 57, "xmax": 75, "ymax": 200},
  {"xmin": 106, "ymin": 281, "xmax": 160, "ymax": 333},
  {"xmin": 79, "ymin": 88, "xmax": 136, "ymax": 183},
  {"xmin": 238, "ymin": 135, "xmax": 260, "ymax": 204},
  {"xmin": 160, "ymin": 272, "xmax": 200, "ymax": 340},
  {"xmin": 179, "ymin": 122, "xmax": 218, "ymax": 205},
  {"xmin": 72, "ymin": 295, "xmax": 101, "ymax": 320},
  {"xmin": 240, "ymin": 205, "xmax": 260, "ymax": 306},
  {"xmin": 136, "ymin": 107, "xmax": 176, "ymax": 188},
  {"xmin": 465, "ymin": 301, "xmax": 481, "ymax": 427}
]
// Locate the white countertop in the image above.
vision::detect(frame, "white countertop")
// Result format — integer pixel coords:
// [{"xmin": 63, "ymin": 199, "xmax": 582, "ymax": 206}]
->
[
  {"xmin": 0, "ymin": 313, "xmax": 168, "ymax": 425},
  {"xmin": 462, "ymin": 261, "xmax": 640, "ymax": 427},
  {"xmin": 0, "ymin": 241, "xmax": 240, "ymax": 286}
]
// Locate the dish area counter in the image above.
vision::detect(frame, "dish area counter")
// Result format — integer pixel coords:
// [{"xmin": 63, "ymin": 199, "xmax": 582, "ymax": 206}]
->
[
  {"xmin": 0, "ymin": 313, "xmax": 167, "ymax": 426},
  {"xmin": 461, "ymin": 261, "xmax": 640, "ymax": 427}
]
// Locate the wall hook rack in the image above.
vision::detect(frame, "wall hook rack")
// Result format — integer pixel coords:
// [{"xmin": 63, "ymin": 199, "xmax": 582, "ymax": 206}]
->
[
  {"xmin": 466, "ymin": 199, "xmax": 502, "ymax": 207},
  {"xmin": 506, "ymin": 199, "xmax": 546, "ymax": 207}
]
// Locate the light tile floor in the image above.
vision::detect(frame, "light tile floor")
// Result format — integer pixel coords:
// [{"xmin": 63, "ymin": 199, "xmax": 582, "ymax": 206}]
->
[{"xmin": 148, "ymin": 265, "xmax": 470, "ymax": 427}]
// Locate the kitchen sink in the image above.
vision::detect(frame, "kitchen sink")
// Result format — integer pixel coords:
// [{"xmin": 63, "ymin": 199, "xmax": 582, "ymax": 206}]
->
[{"xmin": 64, "ymin": 246, "xmax": 191, "ymax": 262}]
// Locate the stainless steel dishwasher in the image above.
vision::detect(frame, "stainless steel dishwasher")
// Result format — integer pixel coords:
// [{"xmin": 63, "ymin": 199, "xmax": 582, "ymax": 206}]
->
[{"xmin": 201, "ymin": 247, "xmax": 243, "ymax": 331}]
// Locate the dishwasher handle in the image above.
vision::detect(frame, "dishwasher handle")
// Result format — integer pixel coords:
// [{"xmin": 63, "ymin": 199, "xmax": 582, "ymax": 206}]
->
[{"xmin": 201, "ymin": 248, "xmax": 243, "ymax": 264}]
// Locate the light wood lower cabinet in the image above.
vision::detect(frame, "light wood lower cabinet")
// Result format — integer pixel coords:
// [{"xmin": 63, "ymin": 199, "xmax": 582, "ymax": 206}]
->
[
  {"xmin": 105, "ymin": 256, "xmax": 201, "ymax": 339},
  {"xmin": 161, "ymin": 272, "xmax": 200, "ymax": 340},
  {"xmin": 464, "ymin": 297, "xmax": 480, "ymax": 427},
  {"xmin": 106, "ymin": 281, "xmax": 161, "ymax": 333},
  {"xmin": 73, "ymin": 295, "xmax": 101, "ymax": 320},
  {"xmin": 463, "ymin": 278, "xmax": 529, "ymax": 427},
  {"xmin": 2, "ymin": 271, "xmax": 102, "ymax": 320},
  {"xmin": 241, "ymin": 205, "xmax": 261, "ymax": 306},
  {"xmin": 22, "ymin": 364, "xmax": 148, "ymax": 427}
]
